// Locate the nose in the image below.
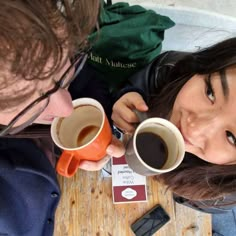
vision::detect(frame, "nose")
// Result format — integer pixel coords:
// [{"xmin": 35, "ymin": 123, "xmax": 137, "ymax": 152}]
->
[{"xmin": 46, "ymin": 89, "xmax": 73, "ymax": 117}]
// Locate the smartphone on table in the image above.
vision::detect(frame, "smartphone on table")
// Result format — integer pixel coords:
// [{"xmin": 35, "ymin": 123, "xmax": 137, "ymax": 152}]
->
[{"xmin": 131, "ymin": 204, "xmax": 170, "ymax": 236}]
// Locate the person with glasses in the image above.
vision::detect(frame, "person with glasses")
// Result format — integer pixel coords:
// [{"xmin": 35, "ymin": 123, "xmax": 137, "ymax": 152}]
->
[
  {"xmin": 0, "ymin": 1, "xmax": 124, "ymax": 236},
  {"xmin": 112, "ymin": 37, "xmax": 236, "ymax": 214}
]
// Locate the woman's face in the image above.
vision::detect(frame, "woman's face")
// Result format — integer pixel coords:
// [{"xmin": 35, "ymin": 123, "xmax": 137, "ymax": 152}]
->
[{"xmin": 170, "ymin": 66, "xmax": 236, "ymax": 165}]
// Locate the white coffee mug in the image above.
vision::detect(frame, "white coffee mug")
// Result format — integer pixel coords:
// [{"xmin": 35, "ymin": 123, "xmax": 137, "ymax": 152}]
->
[{"xmin": 125, "ymin": 118, "xmax": 185, "ymax": 176}]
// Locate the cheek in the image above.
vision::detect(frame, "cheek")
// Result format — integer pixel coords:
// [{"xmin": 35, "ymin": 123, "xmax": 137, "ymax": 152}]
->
[
  {"xmin": 171, "ymin": 87, "xmax": 192, "ymax": 122},
  {"xmin": 172, "ymin": 77, "xmax": 204, "ymax": 114},
  {"xmin": 179, "ymin": 75, "xmax": 203, "ymax": 100},
  {"xmin": 172, "ymin": 85, "xmax": 189, "ymax": 113}
]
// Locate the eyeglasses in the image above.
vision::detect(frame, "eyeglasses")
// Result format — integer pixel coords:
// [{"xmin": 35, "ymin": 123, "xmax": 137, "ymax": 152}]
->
[{"xmin": 0, "ymin": 51, "xmax": 89, "ymax": 136}]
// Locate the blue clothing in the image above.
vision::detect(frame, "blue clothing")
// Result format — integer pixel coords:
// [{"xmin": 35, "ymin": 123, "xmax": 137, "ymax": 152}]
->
[
  {"xmin": 212, "ymin": 208, "xmax": 236, "ymax": 236},
  {"xmin": 0, "ymin": 62, "xmax": 112, "ymax": 236},
  {"xmin": 0, "ymin": 138, "xmax": 60, "ymax": 236}
]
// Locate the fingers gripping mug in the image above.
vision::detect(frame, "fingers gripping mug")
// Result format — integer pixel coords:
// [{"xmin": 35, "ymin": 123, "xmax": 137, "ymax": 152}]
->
[
  {"xmin": 125, "ymin": 118, "xmax": 185, "ymax": 176},
  {"xmin": 51, "ymin": 98, "xmax": 112, "ymax": 177}
]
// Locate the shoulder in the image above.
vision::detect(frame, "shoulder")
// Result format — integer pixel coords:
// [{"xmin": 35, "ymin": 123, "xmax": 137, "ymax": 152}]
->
[
  {"xmin": 0, "ymin": 138, "xmax": 60, "ymax": 236},
  {"xmin": 174, "ymin": 192, "xmax": 236, "ymax": 214},
  {"xmin": 151, "ymin": 51, "xmax": 191, "ymax": 68}
]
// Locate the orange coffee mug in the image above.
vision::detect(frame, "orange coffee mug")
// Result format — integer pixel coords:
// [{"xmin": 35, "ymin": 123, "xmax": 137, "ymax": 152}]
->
[{"xmin": 51, "ymin": 98, "xmax": 112, "ymax": 177}]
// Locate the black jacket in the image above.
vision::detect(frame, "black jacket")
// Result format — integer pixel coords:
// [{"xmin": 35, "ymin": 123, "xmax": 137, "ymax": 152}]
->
[
  {"xmin": 117, "ymin": 51, "xmax": 236, "ymax": 214},
  {"xmin": 116, "ymin": 51, "xmax": 189, "ymax": 102}
]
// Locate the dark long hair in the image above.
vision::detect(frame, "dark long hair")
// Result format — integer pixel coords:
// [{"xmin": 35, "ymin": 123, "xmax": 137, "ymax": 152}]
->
[{"xmin": 149, "ymin": 38, "xmax": 236, "ymax": 201}]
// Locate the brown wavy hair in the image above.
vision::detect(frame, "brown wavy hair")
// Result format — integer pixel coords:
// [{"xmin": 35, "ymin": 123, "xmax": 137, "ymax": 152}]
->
[
  {"xmin": 0, "ymin": 0, "xmax": 100, "ymax": 81},
  {"xmin": 148, "ymin": 38, "xmax": 236, "ymax": 201}
]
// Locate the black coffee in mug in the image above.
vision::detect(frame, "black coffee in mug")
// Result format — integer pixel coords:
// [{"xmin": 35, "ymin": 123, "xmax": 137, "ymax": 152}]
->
[{"xmin": 136, "ymin": 132, "xmax": 168, "ymax": 169}]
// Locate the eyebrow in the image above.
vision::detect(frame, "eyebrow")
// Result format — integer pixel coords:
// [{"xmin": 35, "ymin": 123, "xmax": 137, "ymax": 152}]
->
[{"xmin": 219, "ymin": 69, "xmax": 229, "ymax": 99}]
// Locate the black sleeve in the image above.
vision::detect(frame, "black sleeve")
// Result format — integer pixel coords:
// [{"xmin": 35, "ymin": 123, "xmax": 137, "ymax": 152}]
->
[
  {"xmin": 173, "ymin": 194, "xmax": 236, "ymax": 214},
  {"xmin": 68, "ymin": 62, "xmax": 113, "ymax": 125},
  {"xmin": 115, "ymin": 51, "xmax": 190, "ymax": 103}
]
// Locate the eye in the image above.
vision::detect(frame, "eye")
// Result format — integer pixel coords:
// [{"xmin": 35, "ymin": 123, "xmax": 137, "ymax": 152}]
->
[
  {"xmin": 204, "ymin": 75, "xmax": 215, "ymax": 103},
  {"xmin": 226, "ymin": 131, "xmax": 236, "ymax": 146}
]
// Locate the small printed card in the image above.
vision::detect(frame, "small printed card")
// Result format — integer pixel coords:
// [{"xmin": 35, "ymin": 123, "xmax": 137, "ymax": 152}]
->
[{"xmin": 112, "ymin": 155, "xmax": 147, "ymax": 204}]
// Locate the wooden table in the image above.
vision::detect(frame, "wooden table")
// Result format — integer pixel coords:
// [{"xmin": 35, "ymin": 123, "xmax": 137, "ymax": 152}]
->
[{"xmin": 55, "ymin": 170, "xmax": 212, "ymax": 236}]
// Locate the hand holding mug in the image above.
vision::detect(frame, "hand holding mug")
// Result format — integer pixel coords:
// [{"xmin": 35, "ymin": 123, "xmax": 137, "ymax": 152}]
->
[
  {"xmin": 112, "ymin": 92, "xmax": 149, "ymax": 133},
  {"xmin": 51, "ymin": 98, "xmax": 113, "ymax": 177},
  {"xmin": 78, "ymin": 136, "xmax": 125, "ymax": 171},
  {"xmin": 125, "ymin": 118, "xmax": 185, "ymax": 176}
]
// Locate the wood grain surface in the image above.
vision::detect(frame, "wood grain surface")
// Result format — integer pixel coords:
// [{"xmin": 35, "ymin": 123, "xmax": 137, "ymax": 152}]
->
[{"xmin": 55, "ymin": 170, "xmax": 211, "ymax": 236}]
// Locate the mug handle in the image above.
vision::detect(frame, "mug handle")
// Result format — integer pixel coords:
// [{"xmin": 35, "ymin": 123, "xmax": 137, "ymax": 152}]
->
[
  {"xmin": 133, "ymin": 109, "xmax": 148, "ymax": 123},
  {"xmin": 56, "ymin": 151, "xmax": 80, "ymax": 177}
]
